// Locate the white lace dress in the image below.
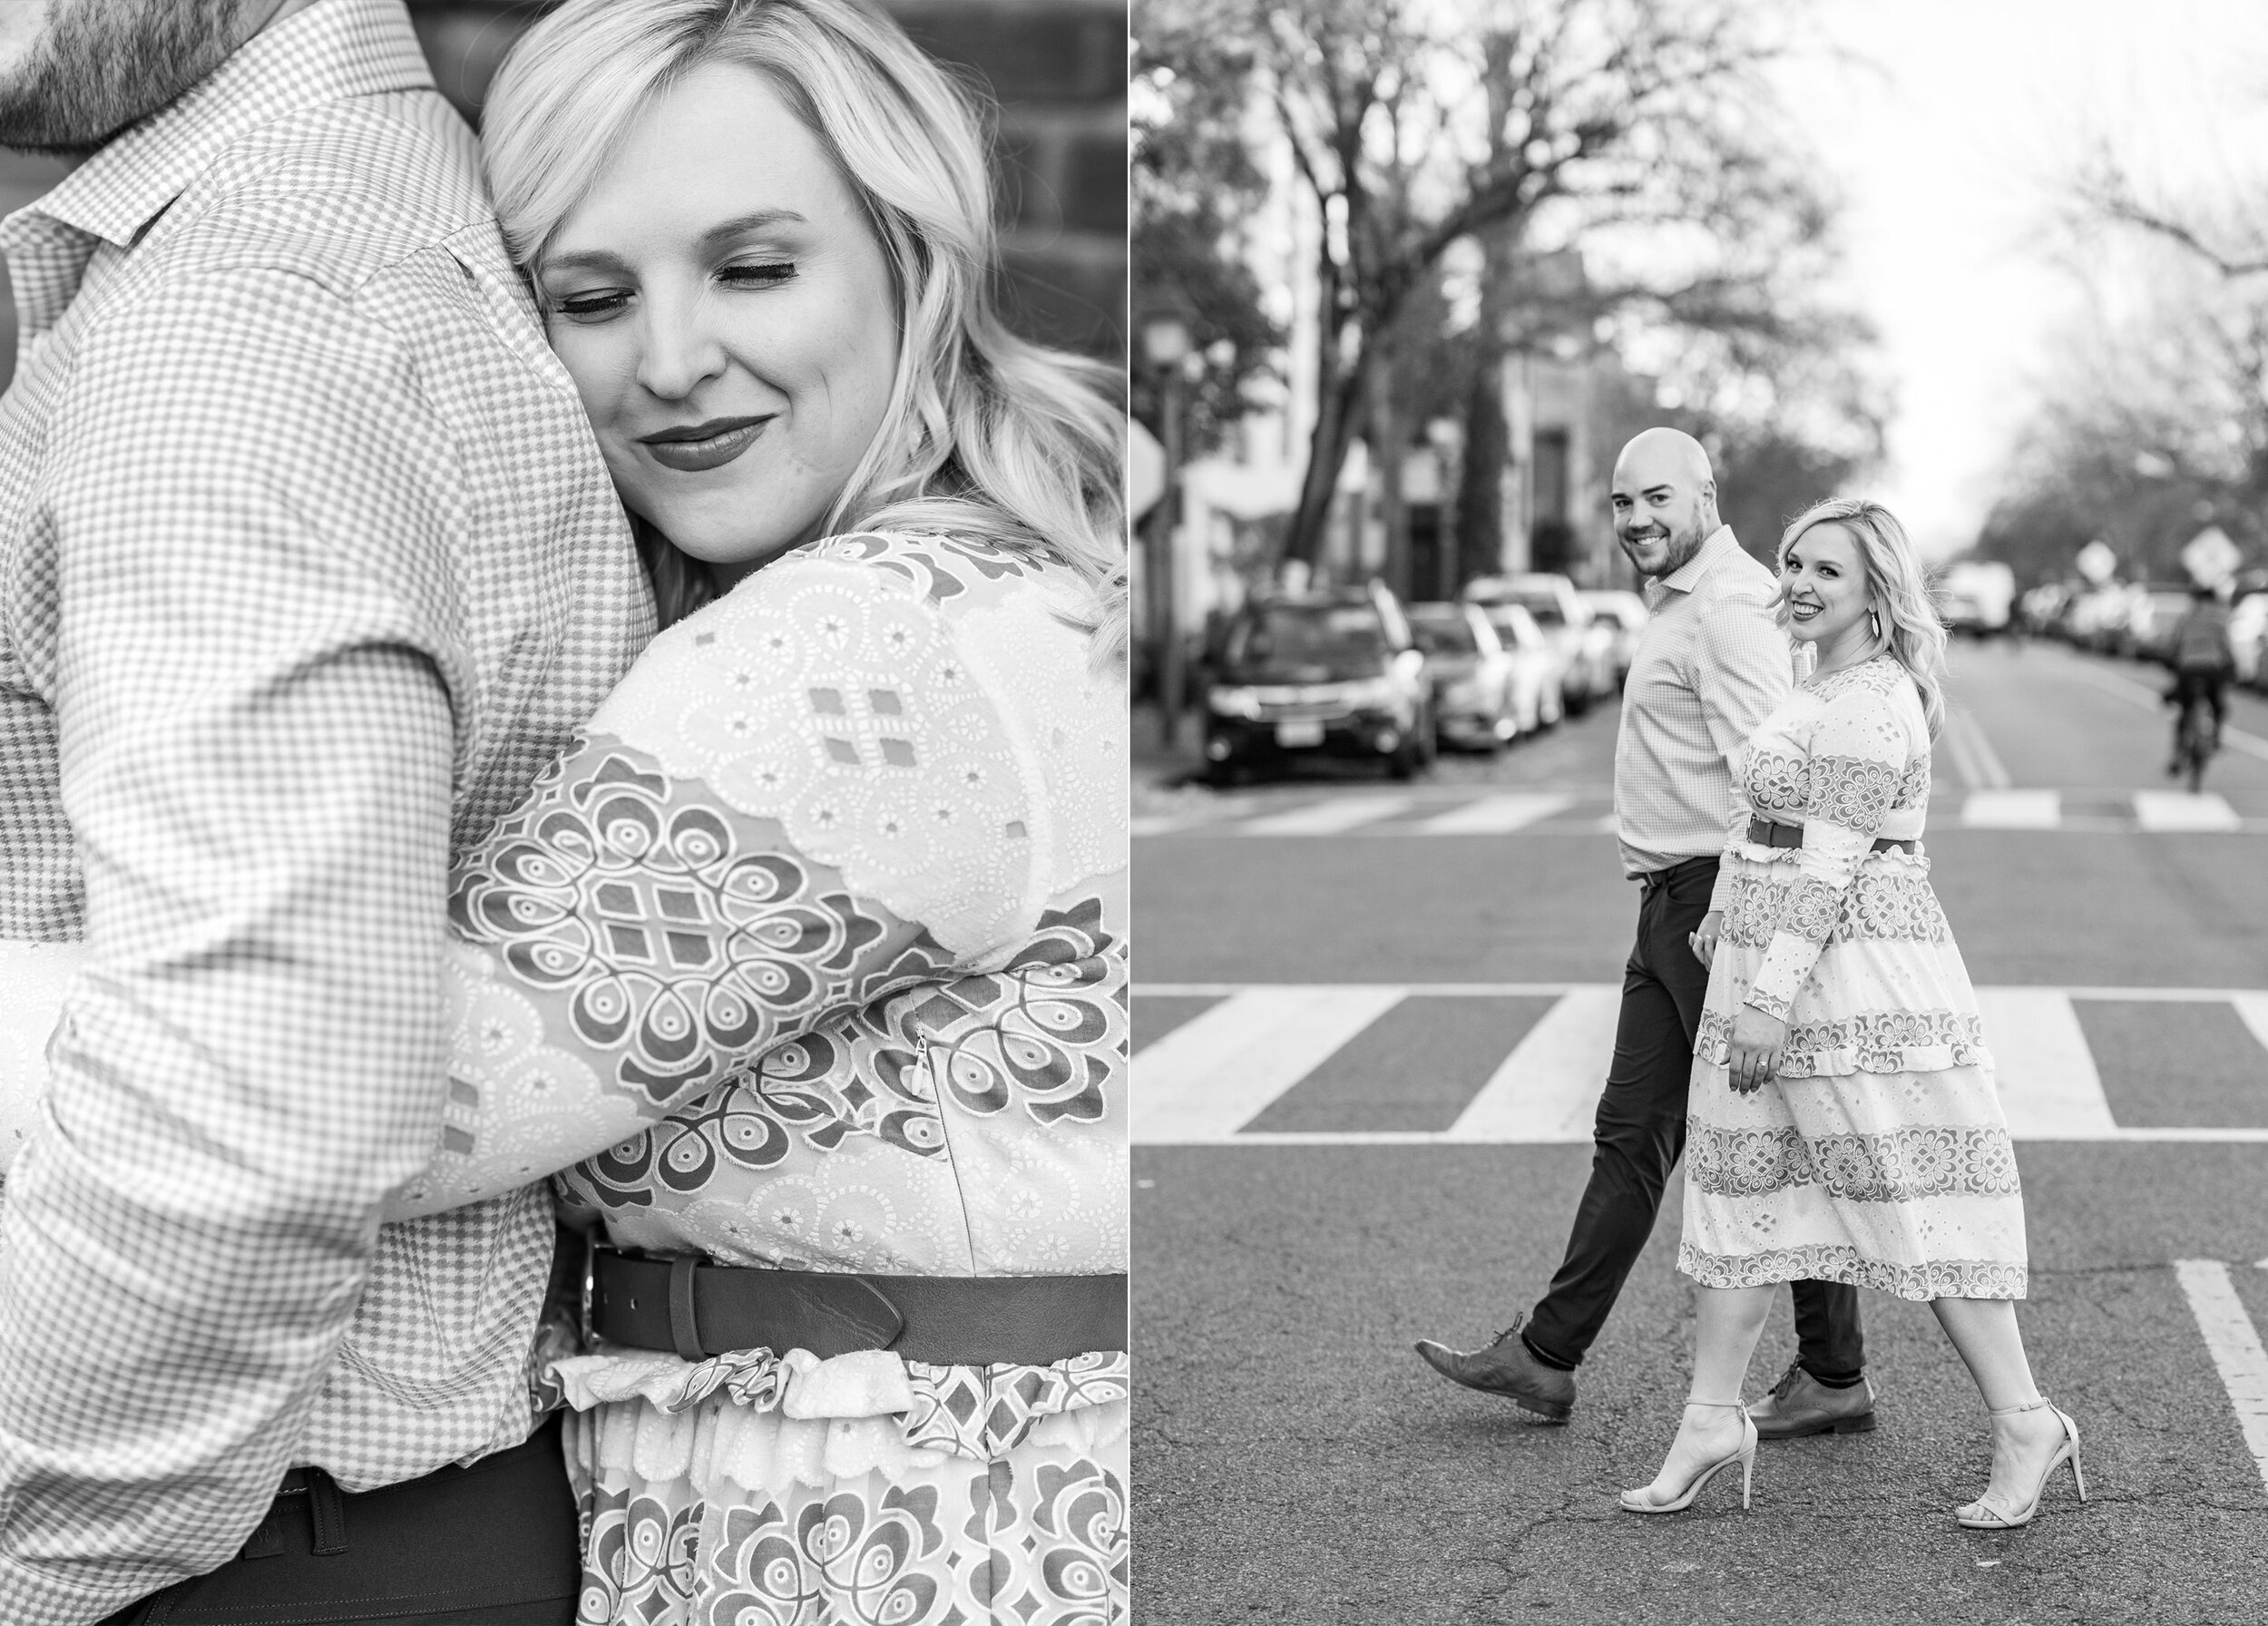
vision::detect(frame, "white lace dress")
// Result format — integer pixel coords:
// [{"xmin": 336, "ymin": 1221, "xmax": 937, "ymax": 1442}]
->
[{"xmin": 1679, "ymin": 654, "xmax": 2027, "ymax": 1301}]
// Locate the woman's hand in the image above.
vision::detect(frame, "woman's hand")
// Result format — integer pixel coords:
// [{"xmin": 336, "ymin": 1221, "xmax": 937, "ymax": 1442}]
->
[
  {"xmin": 1687, "ymin": 910, "xmax": 1724, "ymax": 970},
  {"xmin": 1725, "ymin": 1005, "xmax": 1788, "ymax": 1093}
]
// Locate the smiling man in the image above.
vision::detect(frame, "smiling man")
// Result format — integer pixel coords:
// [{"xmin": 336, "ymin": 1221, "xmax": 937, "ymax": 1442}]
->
[
  {"xmin": 1414, "ymin": 427, "xmax": 1873, "ymax": 1439},
  {"xmin": 0, "ymin": 1, "xmax": 650, "ymax": 1621}
]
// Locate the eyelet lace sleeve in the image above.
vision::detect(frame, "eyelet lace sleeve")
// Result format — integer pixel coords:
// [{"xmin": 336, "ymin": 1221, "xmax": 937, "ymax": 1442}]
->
[
  {"xmin": 387, "ymin": 544, "xmax": 1045, "ymax": 1218},
  {"xmin": 1745, "ymin": 674, "xmax": 1908, "ymax": 1023}
]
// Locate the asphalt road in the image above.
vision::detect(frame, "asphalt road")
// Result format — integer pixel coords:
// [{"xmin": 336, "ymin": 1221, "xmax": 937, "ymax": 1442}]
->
[{"xmin": 1132, "ymin": 640, "xmax": 2268, "ymax": 1625}]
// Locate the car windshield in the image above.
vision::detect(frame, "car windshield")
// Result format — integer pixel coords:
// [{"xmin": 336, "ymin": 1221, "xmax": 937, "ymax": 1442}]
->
[
  {"xmin": 1226, "ymin": 604, "xmax": 1387, "ymax": 664},
  {"xmin": 1486, "ymin": 606, "xmax": 1541, "ymax": 650},
  {"xmin": 1510, "ymin": 591, "xmax": 1565, "ymax": 625},
  {"xmin": 1407, "ymin": 612, "xmax": 1476, "ymax": 656}
]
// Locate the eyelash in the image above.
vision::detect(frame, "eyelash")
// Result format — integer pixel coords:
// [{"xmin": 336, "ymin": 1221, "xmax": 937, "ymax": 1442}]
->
[{"xmin": 550, "ymin": 260, "xmax": 798, "ymax": 320}]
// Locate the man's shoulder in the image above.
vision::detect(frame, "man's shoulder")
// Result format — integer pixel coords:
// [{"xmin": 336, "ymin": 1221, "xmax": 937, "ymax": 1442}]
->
[{"xmin": 142, "ymin": 88, "xmax": 496, "ymax": 308}]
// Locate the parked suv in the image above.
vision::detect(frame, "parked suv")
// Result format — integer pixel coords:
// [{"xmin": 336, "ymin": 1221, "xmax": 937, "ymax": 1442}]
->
[
  {"xmin": 1407, "ymin": 601, "xmax": 1517, "ymax": 752},
  {"xmin": 1465, "ymin": 572, "xmax": 1613, "ymax": 713},
  {"xmin": 1203, "ymin": 585, "xmax": 1433, "ymax": 782}
]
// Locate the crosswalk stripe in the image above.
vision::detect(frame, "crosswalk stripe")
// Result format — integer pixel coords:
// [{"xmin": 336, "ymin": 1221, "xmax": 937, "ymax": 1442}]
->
[
  {"xmin": 1411, "ymin": 793, "xmax": 1573, "ymax": 835},
  {"xmin": 2175, "ymin": 1260, "xmax": 2268, "ymax": 1492},
  {"xmin": 1963, "ymin": 789, "xmax": 2061, "ymax": 828},
  {"xmin": 1129, "ymin": 985, "xmax": 1406, "ymax": 1140},
  {"xmin": 1448, "ymin": 985, "xmax": 1619, "ymax": 1141},
  {"xmin": 1970, "ymin": 988, "xmax": 2118, "ymax": 1138},
  {"xmin": 2234, "ymin": 994, "xmax": 2268, "ymax": 1059},
  {"xmin": 1133, "ymin": 984, "xmax": 2267, "ymax": 1143},
  {"xmin": 1134, "ymin": 789, "xmax": 2268, "ymax": 837},
  {"xmin": 2134, "ymin": 790, "xmax": 2242, "ymax": 831},
  {"xmin": 1236, "ymin": 795, "xmax": 1413, "ymax": 836}
]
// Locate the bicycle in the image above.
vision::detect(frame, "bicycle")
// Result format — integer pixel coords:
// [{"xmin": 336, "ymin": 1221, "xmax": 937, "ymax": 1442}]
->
[{"xmin": 2172, "ymin": 686, "xmax": 2218, "ymax": 793}]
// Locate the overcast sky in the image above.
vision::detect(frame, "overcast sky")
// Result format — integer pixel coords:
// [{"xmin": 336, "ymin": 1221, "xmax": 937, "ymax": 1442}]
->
[{"xmin": 1777, "ymin": 0, "xmax": 2268, "ymax": 559}]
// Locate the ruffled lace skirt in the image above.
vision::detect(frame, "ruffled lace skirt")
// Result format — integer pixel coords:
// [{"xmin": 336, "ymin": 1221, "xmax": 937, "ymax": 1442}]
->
[
  {"xmin": 552, "ymin": 1344, "xmax": 1128, "ymax": 1625},
  {"xmin": 1678, "ymin": 847, "xmax": 2028, "ymax": 1300}
]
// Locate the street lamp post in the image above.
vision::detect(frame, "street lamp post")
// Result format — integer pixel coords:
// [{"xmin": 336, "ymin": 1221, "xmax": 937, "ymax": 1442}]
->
[{"xmin": 1142, "ymin": 308, "xmax": 1193, "ymax": 751}]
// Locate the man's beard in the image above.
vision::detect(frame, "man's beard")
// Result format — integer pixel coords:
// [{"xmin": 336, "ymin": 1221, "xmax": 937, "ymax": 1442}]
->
[
  {"xmin": 0, "ymin": 0, "xmax": 265, "ymax": 156},
  {"xmin": 1621, "ymin": 512, "xmax": 1711, "ymax": 575}
]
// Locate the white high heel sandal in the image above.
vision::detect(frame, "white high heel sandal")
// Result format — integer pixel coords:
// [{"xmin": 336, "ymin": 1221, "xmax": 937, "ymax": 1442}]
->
[
  {"xmin": 1957, "ymin": 1397, "xmax": 2086, "ymax": 1529},
  {"xmin": 1619, "ymin": 1400, "xmax": 1757, "ymax": 1514}
]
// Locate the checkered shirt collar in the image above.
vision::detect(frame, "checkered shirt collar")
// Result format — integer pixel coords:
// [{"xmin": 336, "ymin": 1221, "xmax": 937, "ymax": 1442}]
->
[
  {"xmin": 1644, "ymin": 524, "xmax": 1741, "ymax": 610},
  {"xmin": 5, "ymin": 0, "xmax": 434, "ymax": 254}
]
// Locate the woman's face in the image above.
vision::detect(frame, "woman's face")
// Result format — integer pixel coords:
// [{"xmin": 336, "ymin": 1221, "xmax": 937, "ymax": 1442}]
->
[
  {"xmin": 536, "ymin": 60, "xmax": 900, "ymax": 583},
  {"xmin": 1779, "ymin": 523, "xmax": 1873, "ymax": 651}
]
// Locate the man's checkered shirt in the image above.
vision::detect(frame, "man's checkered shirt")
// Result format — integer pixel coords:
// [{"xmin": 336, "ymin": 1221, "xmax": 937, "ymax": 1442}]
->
[
  {"xmin": 0, "ymin": 3, "xmax": 653, "ymax": 1619},
  {"xmin": 1614, "ymin": 525, "xmax": 1794, "ymax": 877}
]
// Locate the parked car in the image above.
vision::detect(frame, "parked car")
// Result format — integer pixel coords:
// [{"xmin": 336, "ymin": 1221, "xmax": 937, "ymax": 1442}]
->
[
  {"xmin": 1580, "ymin": 589, "xmax": 1649, "ymax": 684},
  {"xmin": 2123, "ymin": 587, "xmax": 2196, "ymax": 664},
  {"xmin": 1407, "ymin": 602, "xmax": 1517, "ymax": 752},
  {"xmin": 2062, "ymin": 583, "xmax": 2135, "ymax": 652},
  {"xmin": 2232, "ymin": 590, "xmax": 2268, "ymax": 689},
  {"xmin": 1202, "ymin": 585, "xmax": 1434, "ymax": 782},
  {"xmin": 1940, "ymin": 560, "xmax": 2017, "ymax": 637},
  {"xmin": 1465, "ymin": 573, "xmax": 1614, "ymax": 713},
  {"xmin": 2019, "ymin": 582, "xmax": 2068, "ymax": 637},
  {"xmin": 1478, "ymin": 601, "xmax": 1565, "ymax": 734}
]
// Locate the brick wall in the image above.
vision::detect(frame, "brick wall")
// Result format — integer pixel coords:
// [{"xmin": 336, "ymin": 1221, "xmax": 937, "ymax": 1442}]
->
[
  {"xmin": 0, "ymin": 0, "xmax": 1127, "ymax": 382},
  {"xmin": 412, "ymin": 0, "xmax": 1128, "ymax": 358}
]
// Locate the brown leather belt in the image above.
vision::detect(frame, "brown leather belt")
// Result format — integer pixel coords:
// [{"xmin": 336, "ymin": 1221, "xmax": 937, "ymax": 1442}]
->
[
  {"xmin": 1747, "ymin": 817, "xmax": 1915, "ymax": 856},
  {"xmin": 585, "ymin": 1245, "xmax": 1128, "ymax": 1366}
]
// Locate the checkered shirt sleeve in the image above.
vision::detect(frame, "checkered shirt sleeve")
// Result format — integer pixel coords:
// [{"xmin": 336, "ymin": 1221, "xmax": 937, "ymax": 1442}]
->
[{"xmin": 0, "ymin": 268, "xmax": 474, "ymax": 1622}]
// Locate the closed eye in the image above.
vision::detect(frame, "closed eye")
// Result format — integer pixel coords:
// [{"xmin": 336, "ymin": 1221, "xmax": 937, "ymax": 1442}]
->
[
  {"xmin": 720, "ymin": 260, "xmax": 796, "ymax": 289},
  {"xmin": 552, "ymin": 288, "xmax": 631, "ymax": 320}
]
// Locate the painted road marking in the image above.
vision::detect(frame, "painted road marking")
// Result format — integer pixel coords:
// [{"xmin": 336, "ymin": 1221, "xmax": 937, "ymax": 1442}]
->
[
  {"xmin": 2134, "ymin": 790, "xmax": 2243, "ymax": 831},
  {"xmin": 1449, "ymin": 984, "xmax": 1621, "ymax": 1141},
  {"xmin": 1409, "ymin": 793, "xmax": 1573, "ymax": 835},
  {"xmin": 1138, "ymin": 789, "xmax": 2268, "ymax": 837},
  {"xmin": 1236, "ymin": 794, "xmax": 1413, "ymax": 836},
  {"xmin": 1942, "ymin": 705, "xmax": 2012, "ymax": 790},
  {"xmin": 1971, "ymin": 988, "xmax": 2118, "ymax": 1139},
  {"xmin": 1129, "ymin": 985, "xmax": 1405, "ymax": 1141},
  {"xmin": 1133, "ymin": 984, "xmax": 2268, "ymax": 1144},
  {"xmin": 1963, "ymin": 789, "xmax": 2062, "ymax": 828},
  {"xmin": 2175, "ymin": 1260, "xmax": 2268, "ymax": 1492}
]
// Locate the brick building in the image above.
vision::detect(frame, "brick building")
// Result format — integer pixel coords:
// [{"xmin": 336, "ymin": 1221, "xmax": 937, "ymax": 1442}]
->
[{"xmin": 0, "ymin": 0, "xmax": 1128, "ymax": 382}]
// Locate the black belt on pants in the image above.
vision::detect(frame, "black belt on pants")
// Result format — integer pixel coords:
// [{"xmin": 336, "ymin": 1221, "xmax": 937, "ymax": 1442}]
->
[
  {"xmin": 1746, "ymin": 817, "xmax": 1915, "ymax": 856},
  {"xmin": 587, "ymin": 1244, "xmax": 1129, "ymax": 1366}
]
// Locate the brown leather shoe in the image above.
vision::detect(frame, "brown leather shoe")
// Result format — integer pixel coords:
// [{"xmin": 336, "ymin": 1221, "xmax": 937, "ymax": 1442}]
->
[
  {"xmin": 1747, "ymin": 1362, "xmax": 1877, "ymax": 1439},
  {"xmin": 1413, "ymin": 1314, "xmax": 1576, "ymax": 1422}
]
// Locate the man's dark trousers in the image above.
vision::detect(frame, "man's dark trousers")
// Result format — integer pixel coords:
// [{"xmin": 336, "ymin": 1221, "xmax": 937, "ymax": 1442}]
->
[{"xmin": 1520, "ymin": 853, "xmax": 1865, "ymax": 1377}]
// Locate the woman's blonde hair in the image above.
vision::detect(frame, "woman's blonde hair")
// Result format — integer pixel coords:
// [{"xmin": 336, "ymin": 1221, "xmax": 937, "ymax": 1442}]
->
[
  {"xmin": 1776, "ymin": 497, "xmax": 1950, "ymax": 739},
  {"xmin": 479, "ymin": 0, "xmax": 1127, "ymax": 660}
]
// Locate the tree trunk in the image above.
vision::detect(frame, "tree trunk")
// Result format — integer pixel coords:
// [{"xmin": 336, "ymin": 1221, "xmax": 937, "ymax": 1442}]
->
[
  {"xmin": 1284, "ymin": 357, "xmax": 1365, "ymax": 569},
  {"xmin": 1456, "ymin": 227, "xmax": 1514, "ymax": 586},
  {"xmin": 1370, "ymin": 350, "xmax": 1406, "ymax": 594}
]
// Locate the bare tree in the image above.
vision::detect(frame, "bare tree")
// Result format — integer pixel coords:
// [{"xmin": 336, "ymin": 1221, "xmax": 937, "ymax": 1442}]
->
[{"xmin": 1241, "ymin": 0, "xmax": 1826, "ymax": 565}]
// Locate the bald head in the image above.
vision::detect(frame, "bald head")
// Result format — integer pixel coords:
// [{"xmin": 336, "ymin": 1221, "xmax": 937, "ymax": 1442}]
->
[{"xmin": 1611, "ymin": 427, "xmax": 1720, "ymax": 579}]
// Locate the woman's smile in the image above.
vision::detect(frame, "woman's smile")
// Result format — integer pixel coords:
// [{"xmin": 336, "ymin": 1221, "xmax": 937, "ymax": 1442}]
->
[{"xmin": 640, "ymin": 415, "xmax": 773, "ymax": 472}]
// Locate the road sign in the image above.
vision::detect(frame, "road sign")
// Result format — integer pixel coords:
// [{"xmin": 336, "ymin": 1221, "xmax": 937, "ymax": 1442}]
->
[
  {"xmin": 2183, "ymin": 525, "xmax": 2242, "ymax": 588},
  {"xmin": 2076, "ymin": 539, "xmax": 2117, "ymax": 583}
]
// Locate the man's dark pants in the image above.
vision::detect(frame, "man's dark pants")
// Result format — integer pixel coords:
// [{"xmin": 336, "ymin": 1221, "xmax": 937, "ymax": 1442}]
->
[
  {"xmin": 99, "ymin": 1415, "xmax": 580, "ymax": 1626},
  {"xmin": 1520, "ymin": 853, "xmax": 1865, "ymax": 1379}
]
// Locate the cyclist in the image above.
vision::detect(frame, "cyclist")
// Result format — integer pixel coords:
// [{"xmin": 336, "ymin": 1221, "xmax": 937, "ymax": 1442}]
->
[{"xmin": 2165, "ymin": 581, "xmax": 2235, "ymax": 775}]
